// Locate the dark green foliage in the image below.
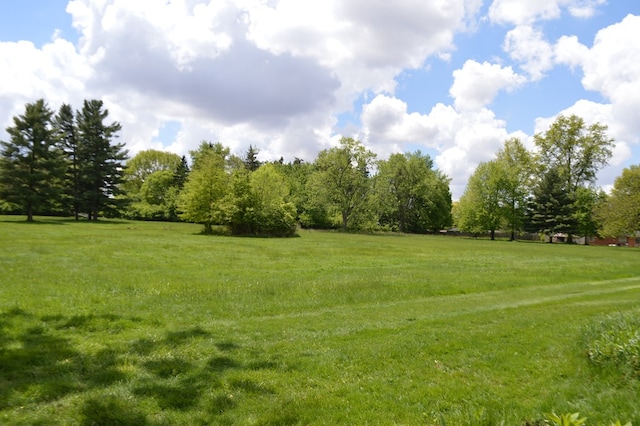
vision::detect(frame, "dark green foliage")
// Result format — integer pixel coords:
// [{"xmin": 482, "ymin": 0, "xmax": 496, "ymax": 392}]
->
[
  {"xmin": 173, "ymin": 155, "xmax": 190, "ymax": 189},
  {"xmin": 75, "ymin": 99, "xmax": 129, "ymax": 220},
  {"xmin": 533, "ymin": 115, "xmax": 613, "ymax": 242},
  {"xmin": 243, "ymin": 144, "xmax": 261, "ymax": 171},
  {"xmin": 0, "ymin": 99, "xmax": 66, "ymax": 221},
  {"xmin": 375, "ymin": 151, "xmax": 452, "ymax": 233},
  {"xmin": 525, "ymin": 169, "xmax": 577, "ymax": 241},
  {"xmin": 53, "ymin": 103, "xmax": 81, "ymax": 220}
]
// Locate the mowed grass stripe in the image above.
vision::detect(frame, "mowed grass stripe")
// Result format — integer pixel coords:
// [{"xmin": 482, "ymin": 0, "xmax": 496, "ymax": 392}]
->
[{"xmin": 238, "ymin": 275, "xmax": 640, "ymax": 333}]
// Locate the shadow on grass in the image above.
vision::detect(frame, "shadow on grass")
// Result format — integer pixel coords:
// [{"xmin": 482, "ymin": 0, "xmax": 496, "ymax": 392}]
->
[{"xmin": 0, "ymin": 307, "xmax": 285, "ymax": 424}]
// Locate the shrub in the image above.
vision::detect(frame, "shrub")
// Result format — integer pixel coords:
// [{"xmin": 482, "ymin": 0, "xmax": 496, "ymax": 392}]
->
[{"xmin": 583, "ymin": 310, "xmax": 640, "ymax": 376}]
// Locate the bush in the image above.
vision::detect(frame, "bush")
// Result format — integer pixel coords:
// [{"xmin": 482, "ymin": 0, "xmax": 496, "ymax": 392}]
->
[{"xmin": 583, "ymin": 310, "xmax": 640, "ymax": 376}]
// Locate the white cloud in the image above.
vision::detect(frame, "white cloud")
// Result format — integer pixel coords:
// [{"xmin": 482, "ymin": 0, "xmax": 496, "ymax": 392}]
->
[
  {"xmin": 361, "ymin": 94, "xmax": 527, "ymax": 198},
  {"xmin": 488, "ymin": 0, "xmax": 563, "ymax": 25},
  {"xmin": 503, "ymin": 25, "xmax": 554, "ymax": 80},
  {"xmin": 567, "ymin": 0, "xmax": 607, "ymax": 19},
  {"xmin": 488, "ymin": 0, "xmax": 607, "ymax": 25},
  {"xmin": 449, "ymin": 60, "xmax": 526, "ymax": 111},
  {"xmin": 244, "ymin": 0, "xmax": 480, "ymax": 95},
  {"xmin": 0, "ymin": 0, "xmax": 483, "ymax": 162},
  {"xmin": 553, "ymin": 14, "xmax": 640, "ymax": 146}
]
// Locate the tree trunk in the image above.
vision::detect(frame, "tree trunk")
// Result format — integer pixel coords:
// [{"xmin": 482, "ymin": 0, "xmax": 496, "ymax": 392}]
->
[
  {"xmin": 341, "ymin": 211, "xmax": 348, "ymax": 231},
  {"xmin": 204, "ymin": 222, "xmax": 213, "ymax": 234},
  {"xmin": 490, "ymin": 229, "xmax": 495, "ymax": 240}
]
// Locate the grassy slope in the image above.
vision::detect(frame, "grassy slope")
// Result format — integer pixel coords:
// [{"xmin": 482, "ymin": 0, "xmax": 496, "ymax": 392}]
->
[{"xmin": 0, "ymin": 216, "xmax": 638, "ymax": 425}]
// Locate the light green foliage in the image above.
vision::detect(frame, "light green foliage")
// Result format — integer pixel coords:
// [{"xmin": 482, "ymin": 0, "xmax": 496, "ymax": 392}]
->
[
  {"xmin": 123, "ymin": 149, "xmax": 182, "ymax": 194},
  {"xmin": 495, "ymin": 138, "xmax": 533, "ymax": 240},
  {"xmin": 308, "ymin": 137, "xmax": 376, "ymax": 230},
  {"xmin": 225, "ymin": 164, "xmax": 297, "ymax": 236},
  {"xmin": 596, "ymin": 165, "xmax": 640, "ymax": 237},
  {"xmin": 534, "ymin": 115, "xmax": 613, "ymax": 193},
  {"xmin": 573, "ymin": 186, "xmax": 606, "ymax": 242},
  {"xmin": 456, "ymin": 160, "xmax": 506, "ymax": 239},
  {"xmin": 375, "ymin": 151, "xmax": 452, "ymax": 233},
  {"xmin": 546, "ymin": 412, "xmax": 587, "ymax": 426},
  {"xmin": 178, "ymin": 144, "xmax": 230, "ymax": 233},
  {"xmin": 123, "ymin": 150, "xmax": 183, "ymax": 220},
  {"xmin": 583, "ymin": 310, "xmax": 640, "ymax": 376}
]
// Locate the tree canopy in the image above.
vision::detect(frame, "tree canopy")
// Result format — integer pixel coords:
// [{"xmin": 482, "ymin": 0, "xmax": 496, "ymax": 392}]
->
[{"xmin": 596, "ymin": 165, "xmax": 640, "ymax": 237}]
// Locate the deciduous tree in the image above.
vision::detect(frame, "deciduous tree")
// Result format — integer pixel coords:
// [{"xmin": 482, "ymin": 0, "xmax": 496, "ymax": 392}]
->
[
  {"xmin": 533, "ymin": 114, "xmax": 613, "ymax": 242},
  {"xmin": 456, "ymin": 160, "xmax": 505, "ymax": 240},
  {"xmin": 375, "ymin": 151, "xmax": 452, "ymax": 233},
  {"xmin": 596, "ymin": 165, "xmax": 640, "ymax": 237},
  {"xmin": 495, "ymin": 138, "xmax": 533, "ymax": 240},
  {"xmin": 307, "ymin": 137, "xmax": 376, "ymax": 231},
  {"xmin": 178, "ymin": 143, "xmax": 230, "ymax": 234}
]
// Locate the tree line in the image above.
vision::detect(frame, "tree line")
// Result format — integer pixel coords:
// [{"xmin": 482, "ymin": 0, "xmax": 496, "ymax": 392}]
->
[
  {"xmin": 455, "ymin": 114, "xmax": 640, "ymax": 243},
  {"xmin": 0, "ymin": 99, "xmax": 127, "ymax": 221},
  {"xmin": 0, "ymin": 99, "xmax": 452, "ymax": 236},
  {"xmin": 1, "ymin": 100, "xmax": 638, "ymax": 240}
]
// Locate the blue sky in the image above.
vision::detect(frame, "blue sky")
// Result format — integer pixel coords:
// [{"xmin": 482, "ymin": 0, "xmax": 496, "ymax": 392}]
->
[{"xmin": 1, "ymin": 0, "xmax": 639, "ymax": 198}]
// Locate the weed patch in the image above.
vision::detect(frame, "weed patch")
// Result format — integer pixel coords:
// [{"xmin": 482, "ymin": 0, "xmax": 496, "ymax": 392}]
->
[{"xmin": 583, "ymin": 309, "xmax": 640, "ymax": 377}]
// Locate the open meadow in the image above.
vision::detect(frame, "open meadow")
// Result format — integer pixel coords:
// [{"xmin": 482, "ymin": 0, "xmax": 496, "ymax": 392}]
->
[{"xmin": 0, "ymin": 216, "xmax": 639, "ymax": 425}]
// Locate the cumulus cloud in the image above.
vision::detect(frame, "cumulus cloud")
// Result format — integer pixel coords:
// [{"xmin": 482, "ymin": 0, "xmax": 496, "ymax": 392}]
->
[
  {"xmin": 488, "ymin": 0, "xmax": 606, "ymax": 25},
  {"xmin": 0, "ymin": 0, "xmax": 483, "ymax": 162},
  {"xmin": 503, "ymin": 25, "xmax": 554, "ymax": 80},
  {"xmin": 245, "ymin": 0, "xmax": 480, "ymax": 95},
  {"xmin": 449, "ymin": 60, "xmax": 526, "ymax": 111},
  {"xmin": 361, "ymin": 94, "xmax": 528, "ymax": 198},
  {"xmin": 553, "ymin": 14, "xmax": 640, "ymax": 146},
  {"xmin": 488, "ymin": 0, "xmax": 563, "ymax": 25}
]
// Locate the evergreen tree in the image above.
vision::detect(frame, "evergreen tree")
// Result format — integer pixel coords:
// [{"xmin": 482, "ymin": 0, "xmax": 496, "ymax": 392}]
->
[
  {"xmin": 0, "ymin": 99, "xmax": 65, "ymax": 221},
  {"xmin": 53, "ymin": 104, "xmax": 81, "ymax": 219},
  {"xmin": 76, "ymin": 99, "xmax": 128, "ymax": 220},
  {"xmin": 525, "ymin": 169, "xmax": 577, "ymax": 242},
  {"xmin": 243, "ymin": 145, "xmax": 261, "ymax": 171},
  {"xmin": 173, "ymin": 155, "xmax": 190, "ymax": 188}
]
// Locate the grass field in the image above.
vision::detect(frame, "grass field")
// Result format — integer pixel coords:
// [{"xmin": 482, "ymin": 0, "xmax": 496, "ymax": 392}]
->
[{"xmin": 1, "ymin": 215, "xmax": 639, "ymax": 425}]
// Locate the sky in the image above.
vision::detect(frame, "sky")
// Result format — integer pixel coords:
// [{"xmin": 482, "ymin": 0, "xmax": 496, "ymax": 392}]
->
[{"xmin": 1, "ymin": 0, "xmax": 639, "ymax": 199}]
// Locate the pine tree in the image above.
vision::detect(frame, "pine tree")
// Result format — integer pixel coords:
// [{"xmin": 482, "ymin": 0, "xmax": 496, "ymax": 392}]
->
[
  {"xmin": 173, "ymin": 155, "xmax": 190, "ymax": 189},
  {"xmin": 76, "ymin": 100, "xmax": 128, "ymax": 220},
  {"xmin": 243, "ymin": 145, "xmax": 261, "ymax": 171},
  {"xmin": 53, "ymin": 104, "xmax": 82, "ymax": 219},
  {"xmin": 525, "ymin": 169, "xmax": 576, "ymax": 242},
  {"xmin": 0, "ymin": 99, "xmax": 65, "ymax": 221}
]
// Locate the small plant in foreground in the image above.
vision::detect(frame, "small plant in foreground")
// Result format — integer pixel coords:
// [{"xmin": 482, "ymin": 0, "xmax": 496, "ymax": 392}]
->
[
  {"xmin": 546, "ymin": 412, "xmax": 587, "ymax": 426},
  {"xmin": 583, "ymin": 310, "xmax": 640, "ymax": 376}
]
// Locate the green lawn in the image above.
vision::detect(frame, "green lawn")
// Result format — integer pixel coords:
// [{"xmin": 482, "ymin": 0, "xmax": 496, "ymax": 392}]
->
[{"xmin": 0, "ymin": 216, "xmax": 638, "ymax": 425}]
